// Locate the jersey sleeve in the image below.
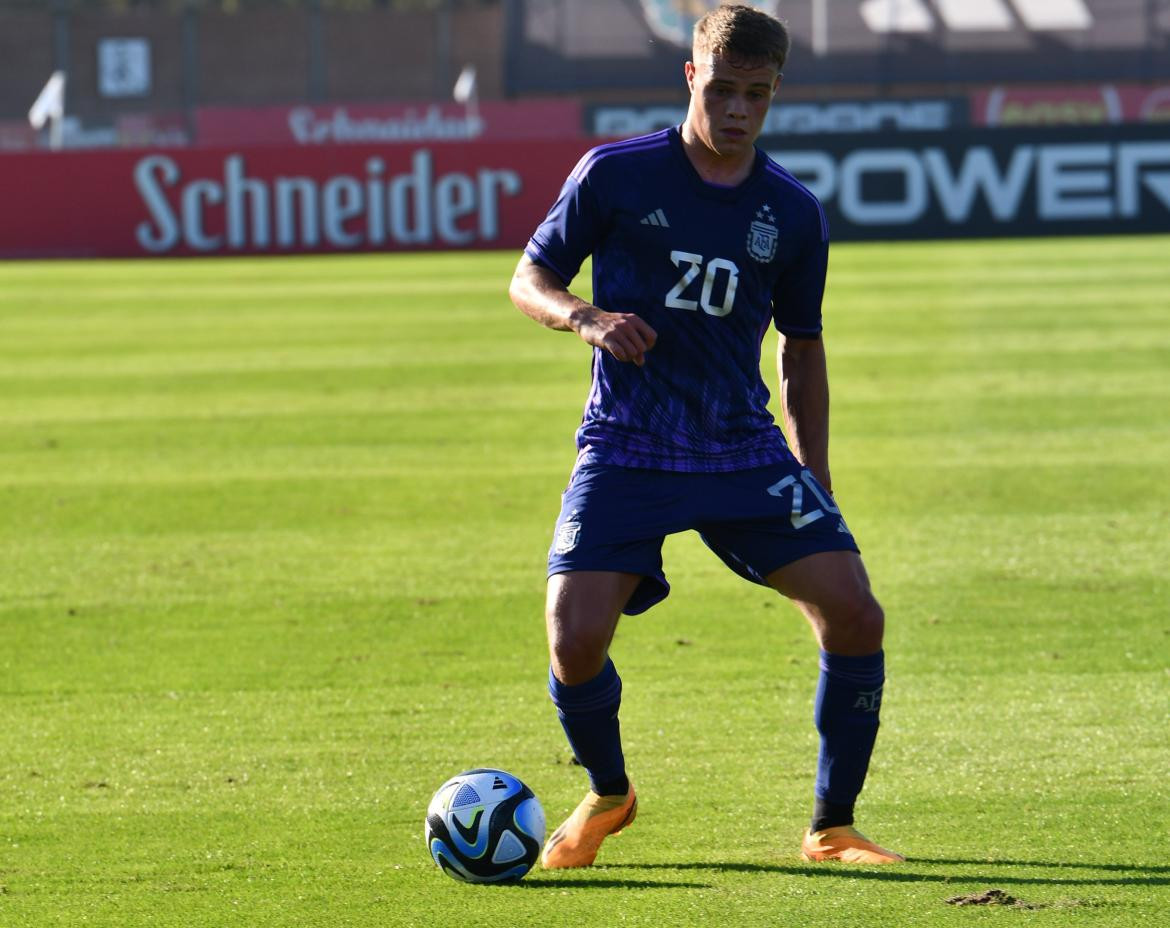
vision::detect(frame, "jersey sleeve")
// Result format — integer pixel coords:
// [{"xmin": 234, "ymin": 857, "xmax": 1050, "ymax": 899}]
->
[
  {"xmin": 524, "ymin": 163, "xmax": 608, "ymax": 285},
  {"xmin": 771, "ymin": 219, "xmax": 828, "ymax": 338}
]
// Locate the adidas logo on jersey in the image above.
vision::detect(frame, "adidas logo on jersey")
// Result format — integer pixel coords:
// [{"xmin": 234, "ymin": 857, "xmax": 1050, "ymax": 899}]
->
[{"xmin": 640, "ymin": 209, "xmax": 670, "ymax": 228}]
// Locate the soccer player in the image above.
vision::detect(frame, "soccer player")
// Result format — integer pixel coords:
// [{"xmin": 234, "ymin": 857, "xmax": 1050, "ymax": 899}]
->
[{"xmin": 508, "ymin": 3, "xmax": 903, "ymax": 867}]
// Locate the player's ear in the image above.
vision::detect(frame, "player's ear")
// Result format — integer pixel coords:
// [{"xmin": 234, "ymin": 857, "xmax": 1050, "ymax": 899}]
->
[
  {"xmin": 684, "ymin": 60, "xmax": 696, "ymax": 92},
  {"xmin": 772, "ymin": 73, "xmax": 783, "ymax": 96}
]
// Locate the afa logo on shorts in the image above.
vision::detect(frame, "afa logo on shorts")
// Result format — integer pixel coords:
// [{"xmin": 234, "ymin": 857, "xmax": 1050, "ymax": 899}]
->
[{"xmin": 553, "ymin": 515, "xmax": 582, "ymax": 555}]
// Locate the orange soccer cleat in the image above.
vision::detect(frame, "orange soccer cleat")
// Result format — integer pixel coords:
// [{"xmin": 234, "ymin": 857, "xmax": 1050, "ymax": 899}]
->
[
  {"xmin": 540, "ymin": 785, "xmax": 638, "ymax": 869},
  {"xmin": 801, "ymin": 825, "xmax": 905, "ymax": 864}
]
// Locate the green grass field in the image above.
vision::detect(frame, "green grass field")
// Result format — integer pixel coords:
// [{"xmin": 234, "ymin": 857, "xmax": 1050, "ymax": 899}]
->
[{"xmin": 1, "ymin": 237, "xmax": 1168, "ymax": 927}]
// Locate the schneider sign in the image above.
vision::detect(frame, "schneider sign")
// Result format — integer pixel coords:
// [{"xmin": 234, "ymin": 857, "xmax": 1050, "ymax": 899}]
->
[
  {"xmin": 763, "ymin": 126, "xmax": 1170, "ymax": 240},
  {"xmin": 133, "ymin": 151, "xmax": 522, "ymax": 253}
]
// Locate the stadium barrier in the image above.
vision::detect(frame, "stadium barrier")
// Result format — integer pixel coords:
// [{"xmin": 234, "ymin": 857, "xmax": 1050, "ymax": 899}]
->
[{"xmin": 2, "ymin": 125, "xmax": 1168, "ymax": 259}]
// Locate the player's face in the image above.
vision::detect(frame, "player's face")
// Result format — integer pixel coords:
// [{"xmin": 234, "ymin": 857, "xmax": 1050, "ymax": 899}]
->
[{"xmin": 685, "ymin": 52, "xmax": 780, "ymax": 159}]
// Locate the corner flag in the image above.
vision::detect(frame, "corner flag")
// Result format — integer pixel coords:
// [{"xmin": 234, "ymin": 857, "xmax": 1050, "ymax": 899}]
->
[
  {"xmin": 29, "ymin": 71, "xmax": 67, "ymax": 149},
  {"xmin": 452, "ymin": 65, "xmax": 477, "ymax": 105}
]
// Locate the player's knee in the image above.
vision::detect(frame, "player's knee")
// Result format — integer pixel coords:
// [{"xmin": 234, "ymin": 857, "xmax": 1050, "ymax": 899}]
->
[
  {"xmin": 549, "ymin": 648, "xmax": 609, "ymax": 687},
  {"xmin": 546, "ymin": 610, "xmax": 611, "ymax": 685},
  {"xmin": 823, "ymin": 592, "xmax": 884, "ymax": 654}
]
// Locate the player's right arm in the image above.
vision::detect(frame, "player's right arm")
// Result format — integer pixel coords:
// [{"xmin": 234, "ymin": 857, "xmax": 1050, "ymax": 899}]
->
[{"xmin": 509, "ymin": 255, "xmax": 657, "ymax": 366}]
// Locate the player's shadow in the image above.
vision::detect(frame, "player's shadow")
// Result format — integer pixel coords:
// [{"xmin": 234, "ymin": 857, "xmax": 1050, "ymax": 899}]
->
[
  {"xmin": 605, "ymin": 860, "xmax": 1169, "ymax": 888},
  {"xmin": 513, "ymin": 875, "xmax": 712, "ymax": 890},
  {"xmin": 912, "ymin": 857, "xmax": 1170, "ymax": 875}
]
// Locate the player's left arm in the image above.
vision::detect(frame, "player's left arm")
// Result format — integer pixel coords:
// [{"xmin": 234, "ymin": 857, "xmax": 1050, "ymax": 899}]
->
[{"xmin": 777, "ymin": 334, "xmax": 831, "ymax": 494}]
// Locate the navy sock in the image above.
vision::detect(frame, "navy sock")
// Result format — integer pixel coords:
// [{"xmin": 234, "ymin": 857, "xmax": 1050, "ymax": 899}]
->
[
  {"xmin": 812, "ymin": 649, "xmax": 884, "ymax": 830},
  {"xmin": 811, "ymin": 797, "xmax": 855, "ymax": 833},
  {"xmin": 548, "ymin": 659, "xmax": 629, "ymax": 797}
]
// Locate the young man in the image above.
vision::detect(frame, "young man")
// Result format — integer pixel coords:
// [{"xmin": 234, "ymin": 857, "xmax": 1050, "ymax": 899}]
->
[{"xmin": 508, "ymin": 4, "xmax": 903, "ymax": 868}]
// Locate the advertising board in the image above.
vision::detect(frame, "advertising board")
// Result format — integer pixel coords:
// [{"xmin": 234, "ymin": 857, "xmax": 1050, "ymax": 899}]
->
[
  {"xmin": 764, "ymin": 125, "xmax": 1170, "ymax": 240},
  {"xmin": 0, "ymin": 141, "xmax": 584, "ymax": 258},
  {"xmin": 194, "ymin": 100, "xmax": 583, "ymax": 147},
  {"xmin": 589, "ymin": 98, "xmax": 968, "ymax": 137},
  {"xmin": 2, "ymin": 126, "xmax": 1167, "ymax": 259},
  {"xmin": 971, "ymin": 85, "xmax": 1170, "ymax": 127}
]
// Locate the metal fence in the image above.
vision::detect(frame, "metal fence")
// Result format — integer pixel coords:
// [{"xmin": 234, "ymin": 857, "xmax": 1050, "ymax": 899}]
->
[{"xmin": 0, "ymin": 0, "xmax": 502, "ymax": 127}]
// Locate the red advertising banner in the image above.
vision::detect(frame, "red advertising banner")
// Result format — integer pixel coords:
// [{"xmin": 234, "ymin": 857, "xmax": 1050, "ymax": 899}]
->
[
  {"xmin": 0, "ymin": 141, "xmax": 585, "ymax": 259},
  {"xmin": 115, "ymin": 112, "xmax": 192, "ymax": 149},
  {"xmin": 972, "ymin": 84, "xmax": 1170, "ymax": 127},
  {"xmin": 194, "ymin": 100, "xmax": 584, "ymax": 147}
]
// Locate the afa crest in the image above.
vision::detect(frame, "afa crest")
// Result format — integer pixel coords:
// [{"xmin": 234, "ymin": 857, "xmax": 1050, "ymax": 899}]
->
[
  {"xmin": 553, "ymin": 514, "xmax": 582, "ymax": 555},
  {"xmin": 747, "ymin": 203, "xmax": 779, "ymax": 263}
]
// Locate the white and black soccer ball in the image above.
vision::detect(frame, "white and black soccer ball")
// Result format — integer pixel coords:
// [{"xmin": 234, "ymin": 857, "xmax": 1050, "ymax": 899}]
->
[{"xmin": 424, "ymin": 768, "xmax": 545, "ymax": 883}]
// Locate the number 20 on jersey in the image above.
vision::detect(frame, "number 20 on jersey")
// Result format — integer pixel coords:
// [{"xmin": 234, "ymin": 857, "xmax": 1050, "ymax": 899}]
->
[{"xmin": 665, "ymin": 251, "xmax": 739, "ymax": 317}]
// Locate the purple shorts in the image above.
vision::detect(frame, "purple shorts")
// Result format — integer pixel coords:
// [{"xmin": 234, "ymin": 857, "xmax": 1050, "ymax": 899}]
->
[{"xmin": 547, "ymin": 460, "xmax": 860, "ymax": 615}]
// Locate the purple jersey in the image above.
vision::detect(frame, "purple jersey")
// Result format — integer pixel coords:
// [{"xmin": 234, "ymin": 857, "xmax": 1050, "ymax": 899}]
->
[{"xmin": 525, "ymin": 127, "xmax": 828, "ymax": 472}]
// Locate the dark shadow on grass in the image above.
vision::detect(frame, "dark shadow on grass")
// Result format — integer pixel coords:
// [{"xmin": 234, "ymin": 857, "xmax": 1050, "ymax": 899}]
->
[
  {"xmin": 507, "ymin": 875, "xmax": 711, "ymax": 890},
  {"xmin": 603, "ymin": 861, "xmax": 1168, "ymax": 888},
  {"xmin": 909, "ymin": 857, "xmax": 1170, "ymax": 874}
]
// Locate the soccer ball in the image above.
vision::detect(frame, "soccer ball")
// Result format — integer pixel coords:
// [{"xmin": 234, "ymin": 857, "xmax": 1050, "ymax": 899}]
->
[{"xmin": 424, "ymin": 768, "xmax": 545, "ymax": 883}]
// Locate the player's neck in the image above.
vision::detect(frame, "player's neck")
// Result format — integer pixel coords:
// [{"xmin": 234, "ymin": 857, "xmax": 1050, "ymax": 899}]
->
[{"xmin": 679, "ymin": 122, "xmax": 756, "ymax": 187}]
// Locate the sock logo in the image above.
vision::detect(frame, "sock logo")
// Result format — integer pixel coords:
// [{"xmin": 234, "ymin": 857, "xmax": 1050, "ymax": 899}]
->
[{"xmin": 853, "ymin": 686, "xmax": 883, "ymax": 712}]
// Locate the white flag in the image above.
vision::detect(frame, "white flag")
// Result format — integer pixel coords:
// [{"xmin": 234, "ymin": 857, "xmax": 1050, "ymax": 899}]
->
[
  {"xmin": 452, "ymin": 65, "xmax": 477, "ymax": 104},
  {"xmin": 29, "ymin": 71, "xmax": 66, "ymax": 129}
]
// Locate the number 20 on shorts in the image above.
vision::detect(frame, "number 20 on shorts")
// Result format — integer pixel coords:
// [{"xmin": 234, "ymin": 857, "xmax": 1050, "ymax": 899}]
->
[{"xmin": 767, "ymin": 469, "xmax": 840, "ymax": 529}]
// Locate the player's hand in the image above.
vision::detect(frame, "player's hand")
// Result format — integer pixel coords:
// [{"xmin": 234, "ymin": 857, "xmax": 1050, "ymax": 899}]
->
[{"xmin": 570, "ymin": 307, "xmax": 658, "ymax": 366}]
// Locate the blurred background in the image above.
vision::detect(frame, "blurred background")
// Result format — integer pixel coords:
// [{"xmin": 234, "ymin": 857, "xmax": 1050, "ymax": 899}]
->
[{"xmin": 2, "ymin": 0, "xmax": 1169, "ymax": 255}]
